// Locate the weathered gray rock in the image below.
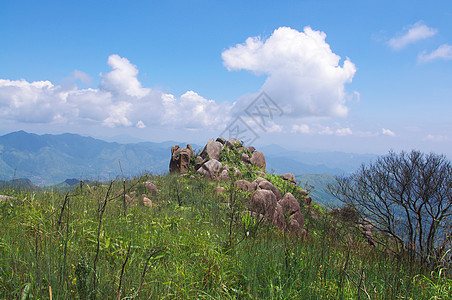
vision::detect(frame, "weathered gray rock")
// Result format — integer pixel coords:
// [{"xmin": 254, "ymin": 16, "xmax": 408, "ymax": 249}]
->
[
  {"xmin": 281, "ymin": 173, "xmax": 296, "ymax": 185},
  {"xmin": 252, "ymin": 177, "xmax": 267, "ymax": 185},
  {"xmin": 200, "ymin": 139, "xmax": 224, "ymax": 160},
  {"xmin": 250, "ymin": 151, "xmax": 266, "ymax": 170},
  {"xmin": 226, "ymin": 138, "xmax": 241, "ymax": 149},
  {"xmin": 248, "ymin": 146, "xmax": 256, "ymax": 153},
  {"xmin": 219, "ymin": 169, "xmax": 230, "ymax": 180},
  {"xmin": 304, "ymin": 195, "xmax": 312, "ymax": 205},
  {"xmin": 196, "ymin": 159, "xmax": 222, "ymax": 179},
  {"xmin": 142, "ymin": 196, "xmax": 153, "ymax": 207},
  {"xmin": 249, "ymin": 189, "xmax": 277, "ymax": 219},
  {"xmin": 144, "ymin": 181, "xmax": 158, "ymax": 193},
  {"xmin": 187, "ymin": 144, "xmax": 194, "ymax": 157},
  {"xmin": 216, "ymin": 137, "xmax": 226, "ymax": 145},
  {"xmin": 279, "ymin": 192, "xmax": 304, "ymax": 231},
  {"xmin": 234, "ymin": 180, "xmax": 257, "ymax": 192},
  {"xmin": 258, "ymin": 180, "xmax": 282, "ymax": 200},
  {"xmin": 169, "ymin": 145, "xmax": 192, "ymax": 174}
]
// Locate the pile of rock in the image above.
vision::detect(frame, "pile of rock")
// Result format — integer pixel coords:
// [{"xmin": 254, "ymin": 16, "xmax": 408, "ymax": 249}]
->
[
  {"xmin": 169, "ymin": 137, "xmax": 310, "ymax": 237},
  {"xmin": 169, "ymin": 137, "xmax": 266, "ymax": 179}
]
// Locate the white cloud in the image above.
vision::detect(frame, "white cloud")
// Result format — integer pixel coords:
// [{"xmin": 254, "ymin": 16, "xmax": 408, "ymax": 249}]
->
[
  {"xmin": 336, "ymin": 127, "xmax": 352, "ymax": 136},
  {"xmin": 418, "ymin": 44, "xmax": 452, "ymax": 62},
  {"xmin": 0, "ymin": 55, "xmax": 230, "ymax": 130},
  {"xmin": 291, "ymin": 124, "xmax": 310, "ymax": 134},
  {"xmin": 388, "ymin": 22, "xmax": 437, "ymax": 50},
  {"xmin": 162, "ymin": 91, "xmax": 231, "ymax": 129},
  {"xmin": 100, "ymin": 54, "xmax": 150, "ymax": 98},
  {"xmin": 222, "ymin": 26, "xmax": 356, "ymax": 119},
  {"xmin": 382, "ymin": 128, "xmax": 396, "ymax": 136}
]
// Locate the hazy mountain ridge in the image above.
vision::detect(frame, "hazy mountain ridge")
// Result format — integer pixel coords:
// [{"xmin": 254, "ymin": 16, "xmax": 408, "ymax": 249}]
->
[
  {"xmin": 0, "ymin": 131, "xmax": 171, "ymax": 185},
  {"xmin": 0, "ymin": 131, "xmax": 376, "ymax": 187}
]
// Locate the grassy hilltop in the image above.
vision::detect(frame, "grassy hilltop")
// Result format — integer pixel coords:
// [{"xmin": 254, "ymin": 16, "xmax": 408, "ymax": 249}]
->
[{"xmin": 0, "ymin": 145, "xmax": 451, "ymax": 299}]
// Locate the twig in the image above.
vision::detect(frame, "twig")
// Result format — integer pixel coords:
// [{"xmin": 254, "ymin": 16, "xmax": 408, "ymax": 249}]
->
[
  {"xmin": 119, "ymin": 160, "xmax": 127, "ymax": 217},
  {"xmin": 57, "ymin": 193, "xmax": 70, "ymax": 231}
]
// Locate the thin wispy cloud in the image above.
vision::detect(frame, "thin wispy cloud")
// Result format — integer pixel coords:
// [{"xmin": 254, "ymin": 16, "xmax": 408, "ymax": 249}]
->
[
  {"xmin": 388, "ymin": 22, "xmax": 437, "ymax": 50},
  {"xmin": 382, "ymin": 128, "xmax": 396, "ymax": 137},
  {"xmin": 418, "ymin": 44, "xmax": 452, "ymax": 62}
]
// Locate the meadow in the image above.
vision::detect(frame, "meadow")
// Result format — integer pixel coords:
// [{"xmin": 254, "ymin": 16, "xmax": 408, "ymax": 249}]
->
[{"xmin": 1, "ymin": 173, "xmax": 451, "ymax": 299}]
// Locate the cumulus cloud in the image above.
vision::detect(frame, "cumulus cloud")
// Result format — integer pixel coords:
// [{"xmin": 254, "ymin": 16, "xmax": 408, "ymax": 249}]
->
[
  {"xmin": 100, "ymin": 55, "xmax": 150, "ymax": 98},
  {"xmin": 382, "ymin": 128, "xmax": 396, "ymax": 136},
  {"xmin": 418, "ymin": 44, "xmax": 452, "ymax": 62},
  {"xmin": 388, "ymin": 22, "xmax": 437, "ymax": 50},
  {"xmin": 222, "ymin": 26, "xmax": 356, "ymax": 119},
  {"xmin": 162, "ymin": 91, "xmax": 231, "ymax": 129},
  {"xmin": 0, "ymin": 55, "xmax": 230, "ymax": 130}
]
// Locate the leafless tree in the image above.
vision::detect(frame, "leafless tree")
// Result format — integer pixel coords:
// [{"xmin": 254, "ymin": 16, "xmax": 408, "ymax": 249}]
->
[{"xmin": 329, "ymin": 150, "xmax": 452, "ymax": 267}]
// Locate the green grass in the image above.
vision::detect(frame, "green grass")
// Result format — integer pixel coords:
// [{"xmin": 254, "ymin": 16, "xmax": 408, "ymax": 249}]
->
[{"xmin": 0, "ymin": 173, "xmax": 450, "ymax": 299}]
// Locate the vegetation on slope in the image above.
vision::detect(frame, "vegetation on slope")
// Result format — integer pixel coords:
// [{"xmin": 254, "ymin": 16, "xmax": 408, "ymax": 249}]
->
[{"xmin": 1, "ymin": 171, "xmax": 451, "ymax": 299}]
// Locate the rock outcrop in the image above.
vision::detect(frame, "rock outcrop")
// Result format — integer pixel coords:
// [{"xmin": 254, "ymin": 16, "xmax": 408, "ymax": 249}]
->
[
  {"xmin": 169, "ymin": 145, "xmax": 193, "ymax": 174},
  {"xmin": 200, "ymin": 139, "xmax": 224, "ymax": 160},
  {"xmin": 167, "ymin": 137, "xmax": 313, "ymax": 237}
]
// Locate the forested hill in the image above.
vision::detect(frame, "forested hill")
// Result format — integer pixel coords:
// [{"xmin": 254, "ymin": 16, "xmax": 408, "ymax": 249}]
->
[{"xmin": 0, "ymin": 131, "xmax": 171, "ymax": 185}]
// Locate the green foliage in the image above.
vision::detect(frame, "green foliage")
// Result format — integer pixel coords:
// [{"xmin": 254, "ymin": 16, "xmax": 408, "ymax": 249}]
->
[{"xmin": 0, "ymin": 173, "xmax": 450, "ymax": 299}]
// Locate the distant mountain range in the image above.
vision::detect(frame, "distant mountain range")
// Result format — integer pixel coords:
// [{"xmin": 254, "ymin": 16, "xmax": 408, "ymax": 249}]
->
[
  {"xmin": 0, "ymin": 131, "xmax": 172, "ymax": 185},
  {"xmin": 0, "ymin": 131, "xmax": 378, "ymax": 186}
]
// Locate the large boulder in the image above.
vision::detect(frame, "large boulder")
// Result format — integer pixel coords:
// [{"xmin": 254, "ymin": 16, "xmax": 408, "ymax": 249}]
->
[
  {"xmin": 258, "ymin": 180, "xmax": 282, "ymax": 200},
  {"xmin": 196, "ymin": 159, "xmax": 222, "ymax": 179},
  {"xmin": 249, "ymin": 189, "xmax": 277, "ymax": 219},
  {"xmin": 252, "ymin": 177, "xmax": 267, "ymax": 185},
  {"xmin": 169, "ymin": 145, "xmax": 192, "ymax": 174},
  {"xmin": 250, "ymin": 151, "xmax": 266, "ymax": 170},
  {"xmin": 279, "ymin": 193, "xmax": 304, "ymax": 231},
  {"xmin": 200, "ymin": 139, "xmax": 224, "ymax": 160},
  {"xmin": 144, "ymin": 181, "xmax": 158, "ymax": 193},
  {"xmin": 226, "ymin": 138, "xmax": 242, "ymax": 149},
  {"xmin": 234, "ymin": 180, "xmax": 257, "ymax": 192}
]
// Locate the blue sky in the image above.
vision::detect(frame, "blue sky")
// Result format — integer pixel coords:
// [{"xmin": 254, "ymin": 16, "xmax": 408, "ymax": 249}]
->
[{"xmin": 1, "ymin": 0, "xmax": 451, "ymax": 156}]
